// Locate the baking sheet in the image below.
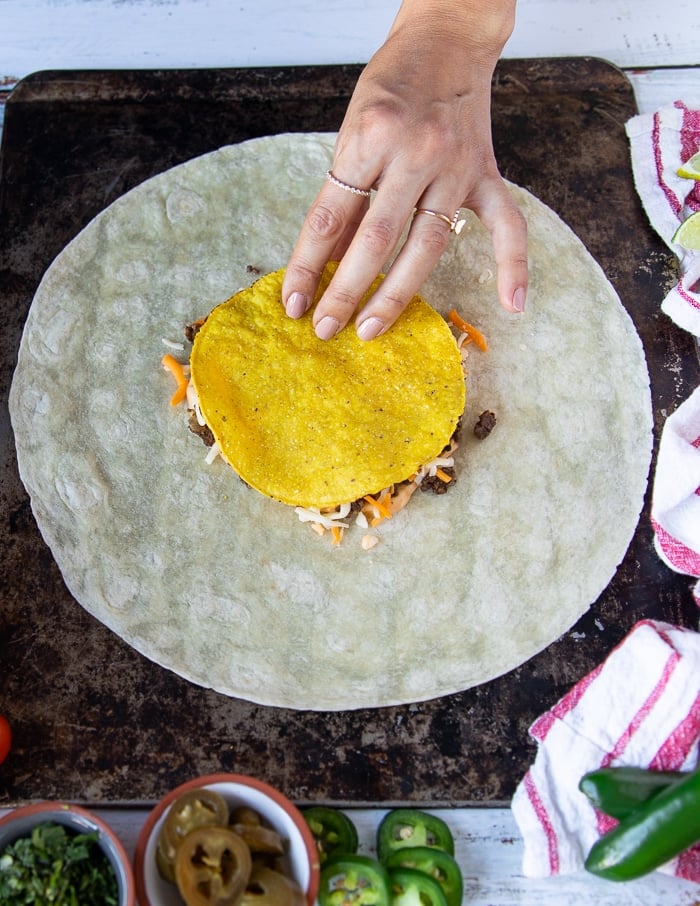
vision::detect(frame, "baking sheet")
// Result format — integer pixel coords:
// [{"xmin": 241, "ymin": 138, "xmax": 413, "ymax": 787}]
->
[{"xmin": 0, "ymin": 60, "xmax": 697, "ymax": 806}]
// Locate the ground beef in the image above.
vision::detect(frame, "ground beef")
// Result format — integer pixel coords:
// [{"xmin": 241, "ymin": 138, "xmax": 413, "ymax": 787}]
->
[
  {"xmin": 184, "ymin": 317, "xmax": 206, "ymax": 343},
  {"xmin": 419, "ymin": 467, "xmax": 456, "ymax": 495},
  {"xmin": 188, "ymin": 412, "xmax": 215, "ymax": 447},
  {"xmin": 474, "ymin": 410, "xmax": 497, "ymax": 439}
]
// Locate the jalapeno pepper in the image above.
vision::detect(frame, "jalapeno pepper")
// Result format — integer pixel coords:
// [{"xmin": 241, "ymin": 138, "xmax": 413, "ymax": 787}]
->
[
  {"xmin": 388, "ymin": 866, "xmax": 448, "ymax": 906},
  {"xmin": 377, "ymin": 809, "xmax": 454, "ymax": 863},
  {"xmin": 174, "ymin": 825, "xmax": 252, "ymax": 906},
  {"xmin": 240, "ymin": 864, "xmax": 306, "ymax": 906},
  {"xmin": 385, "ymin": 846, "xmax": 462, "ymax": 906},
  {"xmin": 318, "ymin": 853, "xmax": 391, "ymax": 906},
  {"xmin": 579, "ymin": 767, "xmax": 685, "ymax": 820},
  {"xmin": 231, "ymin": 822, "xmax": 286, "ymax": 856},
  {"xmin": 303, "ymin": 806, "xmax": 359, "ymax": 865},
  {"xmin": 585, "ymin": 767, "xmax": 700, "ymax": 881},
  {"xmin": 158, "ymin": 788, "xmax": 230, "ymax": 882}
]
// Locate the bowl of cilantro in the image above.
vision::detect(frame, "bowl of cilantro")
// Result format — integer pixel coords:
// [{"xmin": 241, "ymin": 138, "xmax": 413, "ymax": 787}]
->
[{"xmin": 0, "ymin": 801, "xmax": 135, "ymax": 905}]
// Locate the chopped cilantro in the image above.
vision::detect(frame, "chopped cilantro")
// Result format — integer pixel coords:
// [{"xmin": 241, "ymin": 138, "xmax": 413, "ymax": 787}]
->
[{"xmin": 0, "ymin": 820, "xmax": 119, "ymax": 904}]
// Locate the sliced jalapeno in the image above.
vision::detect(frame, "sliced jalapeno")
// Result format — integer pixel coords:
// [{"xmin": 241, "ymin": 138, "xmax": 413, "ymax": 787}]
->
[
  {"xmin": 579, "ymin": 766, "xmax": 685, "ymax": 820},
  {"xmin": 377, "ymin": 809, "xmax": 454, "ymax": 863},
  {"xmin": 385, "ymin": 846, "xmax": 462, "ymax": 906},
  {"xmin": 585, "ymin": 767, "xmax": 700, "ymax": 881},
  {"xmin": 158, "ymin": 788, "xmax": 230, "ymax": 881},
  {"xmin": 303, "ymin": 806, "xmax": 359, "ymax": 864},
  {"xmin": 319, "ymin": 853, "xmax": 391, "ymax": 906},
  {"xmin": 240, "ymin": 864, "xmax": 305, "ymax": 906},
  {"xmin": 174, "ymin": 825, "xmax": 252, "ymax": 906},
  {"xmin": 231, "ymin": 822, "xmax": 286, "ymax": 856},
  {"xmin": 389, "ymin": 866, "xmax": 448, "ymax": 906}
]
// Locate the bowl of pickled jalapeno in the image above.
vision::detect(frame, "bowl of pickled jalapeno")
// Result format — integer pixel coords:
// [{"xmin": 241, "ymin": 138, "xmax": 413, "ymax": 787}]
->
[{"xmin": 132, "ymin": 773, "xmax": 320, "ymax": 906}]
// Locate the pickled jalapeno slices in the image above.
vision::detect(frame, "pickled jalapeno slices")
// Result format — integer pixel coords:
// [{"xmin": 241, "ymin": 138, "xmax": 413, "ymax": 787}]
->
[{"xmin": 155, "ymin": 787, "xmax": 304, "ymax": 906}]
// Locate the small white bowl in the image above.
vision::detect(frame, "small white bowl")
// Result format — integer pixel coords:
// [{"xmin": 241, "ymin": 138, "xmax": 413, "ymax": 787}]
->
[
  {"xmin": 0, "ymin": 801, "xmax": 135, "ymax": 905},
  {"xmin": 133, "ymin": 773, "xmax": 320, "ymax": 906}
]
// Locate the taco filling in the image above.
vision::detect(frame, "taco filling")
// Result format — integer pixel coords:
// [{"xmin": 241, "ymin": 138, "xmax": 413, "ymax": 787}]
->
[{"xmin": 165, "ymin": 262, "xmax": 477, "ymax": 545}]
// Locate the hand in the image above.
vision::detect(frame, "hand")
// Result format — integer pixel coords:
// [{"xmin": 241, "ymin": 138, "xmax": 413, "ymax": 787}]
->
[{"xmin": 282, "ymin": 0, "xmax": 528, "ymax": 341}]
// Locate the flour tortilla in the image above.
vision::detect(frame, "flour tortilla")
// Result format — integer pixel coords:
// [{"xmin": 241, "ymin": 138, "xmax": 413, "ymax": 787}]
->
[{"xmin": 9, "ymin": 133, "xmax": 652, "ymax": 710}]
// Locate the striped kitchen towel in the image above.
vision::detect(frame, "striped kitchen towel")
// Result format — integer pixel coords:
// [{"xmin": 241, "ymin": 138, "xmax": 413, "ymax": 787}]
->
[
  {"xmin": 626, "ymin": 101, "xmax": 700, "ymax": 602},
  {"xmin": 651, "ymin": 386, "xmax": 700, "ymax": 604},
  {"xmin": 511, "ymin": 620, "xmax": 700, "ymax": 881},
  {"xmin": 626, "ymin": 100, "xmax": 700, "ymax": 336}
]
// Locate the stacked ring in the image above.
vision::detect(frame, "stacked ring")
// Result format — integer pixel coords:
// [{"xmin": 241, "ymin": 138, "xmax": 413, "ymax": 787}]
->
[
  {"xmin": 326, "ymin": 169, "xmax": 372, "ymax": 198},
  {"xmin": 414, "ymin": 208, "xmax": 467, "ymax": 235}
]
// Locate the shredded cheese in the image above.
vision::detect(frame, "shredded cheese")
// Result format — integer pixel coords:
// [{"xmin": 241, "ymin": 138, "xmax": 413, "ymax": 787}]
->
[
  {"xmin": 294, "ymin": 504, "xmax": 350, "ymax": 530},
  {"xmin": 164, "ymin": 310, "xmax": 472, "ymax": 548},
  {"xmin": 162, "ymin": 337, "xmax": 186, "ymax": 351},
  {"xmin": 205, "ymin": 441, "xmax": 222, "ymax": 465}
]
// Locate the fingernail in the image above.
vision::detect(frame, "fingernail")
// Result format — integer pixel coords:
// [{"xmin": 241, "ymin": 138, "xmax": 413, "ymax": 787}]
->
[
  {"xmin": 315, "ymin": 316, "xmax": 341, "ymax": 340},
  {"xmin": 356, "ymin": 317, "xmax": 385, "ymax": 341},
  {"xmin": 285, "ymin": 291, "xmax": 308, "ymax": 319},
  {"xmin": 512, "ymin": 287, "xmax": 526, "ymax": 313}
]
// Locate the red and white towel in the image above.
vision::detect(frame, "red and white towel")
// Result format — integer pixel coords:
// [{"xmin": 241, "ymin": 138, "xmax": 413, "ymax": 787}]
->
[
  {"xmin": 511, "ymin": 620, "xmax": 700, "ymax": 881},
  {"xmin": 626, "ymin": 101, "xmax": 700, "ymax": 602},
  {"xmin": 652, "ymin": 386, "xmax": 700, "ymax": 603},
  {"xmin": 626, "ymin": 100, "xmax": 700, "ymax": 336}
]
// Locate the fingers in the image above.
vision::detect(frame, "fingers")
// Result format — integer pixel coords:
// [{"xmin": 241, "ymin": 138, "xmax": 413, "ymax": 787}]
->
[
  {"xmin": 281, "ymin": 175, "xmax": 371, "ymax": 323},
  {"xmin": 354, "ymin": 176, "xmax": 530, "ymax": 340},
  {"xmin": 284, "ymin": 171, "xmax": 421, "ymax": 340},
  {"xmin": 471, "ymin": 177, "xmax": 529, "ymax": 314},
  {"xmin": 353, "ymin": 206, "xmax": 455, "ymax": 339},
  {"xmin": 284, "ymin": 168, "xmax": 529, "ymax": 342}
]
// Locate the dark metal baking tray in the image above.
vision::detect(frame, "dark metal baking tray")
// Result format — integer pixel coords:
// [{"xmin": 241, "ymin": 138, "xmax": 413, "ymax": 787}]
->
[{"xmin": 0, "ymin": 59, "xmax": 697, "ymax": 807}]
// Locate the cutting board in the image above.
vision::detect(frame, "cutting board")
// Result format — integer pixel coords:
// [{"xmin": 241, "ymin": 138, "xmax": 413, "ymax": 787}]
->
[{"xmin": 0, "ymin": 60, "xmax": 697, "ymax": 807}]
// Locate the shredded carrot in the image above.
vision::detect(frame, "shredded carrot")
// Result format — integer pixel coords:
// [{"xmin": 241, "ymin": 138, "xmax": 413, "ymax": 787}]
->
[
  {"xmin": 161, "ymin": 353, "xmax": 189, "ymax": 405},
  {"xmin": 448, "ymin": 309, "xmax": 488, "ymax": 351},
  {"xmin": 364, "ymin": 493, "xmax": 393, "ymax": 521},
  {"xmin": 331, "ymin": 525, "xmax": 344, "ymax": 546},
  {"xmin": 435, "ymin": 468, "xmax": 453, "ymax": 484}
]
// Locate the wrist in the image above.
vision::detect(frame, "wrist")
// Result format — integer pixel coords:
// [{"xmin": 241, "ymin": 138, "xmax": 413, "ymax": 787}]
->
[{"xmin": 390, "ymin": 0, "xmax": 516, "ymax": 58}]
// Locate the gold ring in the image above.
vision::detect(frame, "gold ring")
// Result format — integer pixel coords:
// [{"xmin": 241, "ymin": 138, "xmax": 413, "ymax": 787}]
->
[
  {"xmin": 326, "ymin": 169, "xmax": 372, "ymax": 197},
  {"xmin": 414, "ymin": 208, "xmax": 466, "ymax": 235}
]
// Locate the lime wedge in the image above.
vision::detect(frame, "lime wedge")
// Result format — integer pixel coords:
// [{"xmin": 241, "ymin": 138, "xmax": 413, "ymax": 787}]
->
[
  {"xmin": 672, "ymin": 211, "xmax": 700, "ymax": 250},
  {"xmin": 678, "ymin": 151, "xmax": 700, "ymax": 180}
]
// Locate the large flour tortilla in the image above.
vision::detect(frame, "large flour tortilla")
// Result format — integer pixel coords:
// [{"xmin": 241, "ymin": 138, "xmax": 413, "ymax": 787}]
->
[{"xmin": 9, "ymin": 133, "xmax": 652, "ymax": 710}]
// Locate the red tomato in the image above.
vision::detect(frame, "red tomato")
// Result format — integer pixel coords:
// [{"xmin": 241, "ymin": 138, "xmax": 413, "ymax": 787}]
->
[{"xmin": 0, "ymin": 715, "xmax": 12, "ymax": 764}]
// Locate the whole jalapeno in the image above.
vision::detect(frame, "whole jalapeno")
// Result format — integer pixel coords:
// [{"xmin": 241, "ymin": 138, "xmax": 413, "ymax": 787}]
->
[
  {"xmin": 585, "ymin": 767, "xmax": 700, "ymax": 881},
  {"xmin": 579, "ymin": 766, "xmax": 685, "ymax": 820}
]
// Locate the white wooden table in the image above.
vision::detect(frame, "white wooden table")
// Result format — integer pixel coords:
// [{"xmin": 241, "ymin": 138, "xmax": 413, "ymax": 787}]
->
[
  {"xmin": 2, "ymin": 805, "xmax": 699, "ymax": 904},
  {"xmin": 1, "ymin": 2, "xmax": 700, "ymax": 903}
]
